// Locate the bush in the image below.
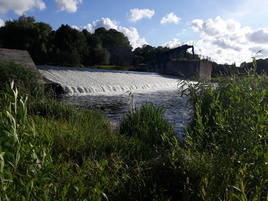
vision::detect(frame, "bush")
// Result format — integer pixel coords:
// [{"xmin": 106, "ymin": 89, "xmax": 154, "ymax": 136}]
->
[
  {"xmin": 0, "ymin": 62, "xmax": 44, "ymax": 99},
  {"xmin": 118, "ymin": 103, "xmax": 176, "ymax": 159},
  {"xmin": 0, "ymin": 82, "xmax": 52, "ymax": 200},
  {"xmin": 181, "ymin": 71, "xmax": 268, "ymax": 200}
]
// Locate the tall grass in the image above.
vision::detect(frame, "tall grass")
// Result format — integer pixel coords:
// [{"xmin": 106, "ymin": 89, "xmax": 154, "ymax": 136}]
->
[
  {"xmin": 0, "ymin": 81, "xmax": 52, "ymax": 200},
  {"xmin": 181, "ymin": 68, "xmax": 268, "ymax": 200},
  {"xmin": 0, "ymin": 62, "xmax": 44, "ymax": 99},
  {"xmin": 1, "ymin": 61, "xmax": 267, "ymax": 200},
  {"xmin": 0, "ymin": 80, "xmax": 179, "ymax": 200},
  {"xmin": 118, "ymin": 103, "xmax": 176, "ymax": 159}
]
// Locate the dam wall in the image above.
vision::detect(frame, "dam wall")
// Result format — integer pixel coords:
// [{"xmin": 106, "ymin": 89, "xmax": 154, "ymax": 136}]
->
[
  {"xmin": 0, "ymin": 48, "xmax": 37, "ymax": 70},
  {"xmin": 147, "ymin": 60, "xmax": 212, "ymax": 81}
]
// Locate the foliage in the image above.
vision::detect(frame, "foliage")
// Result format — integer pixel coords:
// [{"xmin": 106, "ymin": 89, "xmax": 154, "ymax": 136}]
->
[
  {"xmin": 1, "ymin": 61, "xmax": 267, "ymax": 200},
  {"xmin": 0, "ymin": 62, "xmax": 44, "ymax": 99},
  {"xmin": 0, "ymin": 16, "xmax": 134, "ymax": 67},
  {"xmin": 95, "ymin": 28, "xmax": 132, "ymax": 50},
  {"xmin": 119, "ymin": 103, "xmax": 175, "ymax": 148},
  {"xmin": 0, "ymin": 82, "xmax": 52, "ymax": 200},
  {"xmin": 181, "ymin": 69, "xmax": 268, "ymax": 200},
  {"xmin": 0, "ymin": 15, "xmax": 53, "ymax": 64}
]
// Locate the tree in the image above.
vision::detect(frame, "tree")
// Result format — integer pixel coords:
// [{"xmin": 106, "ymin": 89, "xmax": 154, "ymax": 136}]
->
[
  {"xmin": 53, "ymin": 25, "xmax": 88, "ymax": 66},
  {"xmin": 82, "ymin": 29, "xmax": 110, "ymax": 65},
  {"xmin": 93, "ymin": 44, "xmax": 110, "ymax": 65},
  {"xmin": 0, "ymin": 15, "xmax": 53, "ymax": 64},
  {"xmin": 140, "ymin": 44, "xmax": 156, "ymax": 64},
  {"xmin": 109, "ymin": 47, "xmax": 133, "ymax": 66},
  {"xmin": 94, "ymin": 28, "xmax": 132, "ymax": 65},
  {"xmin": 94, "ymin": 28, "xmax": 132, "ymax": 49}
]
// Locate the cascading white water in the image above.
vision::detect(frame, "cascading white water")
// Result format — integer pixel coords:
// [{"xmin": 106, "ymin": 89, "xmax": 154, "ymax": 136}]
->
[{"xmin": 37, "ymin": 66, "xmax": 183, "ymax": 95}]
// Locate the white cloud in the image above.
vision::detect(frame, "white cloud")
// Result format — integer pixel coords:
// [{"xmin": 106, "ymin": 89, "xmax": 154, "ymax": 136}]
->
[
  {"xmin": 81, "ymin": 18, "xmax": 118, "ymax": 33},
  {"xmin": 247, "ymin": 28, "xmax": 268, "ymax": 44},
  {"xmin": 0, "ymin": 19, "xmax": 4, "ymax": 27},
  {"xmin": 187, "ymin": 16, "xmax": 268, "ymax": 65},
  {"xmin": 77, "ymin": 18, "xmax": 147, "ymax": 49},
  {"xmin": 162, "ymin": 38, "xmax": 181, "ymax": 48},
  {"xmin": 92, "ymin": 18, "xmax": 118, "ymax": 30},
  {"xmin": 160, "ymin": 12, "xmax": 181, "ymax": 25},
  {"xmin": 128, "ymin": 8, "xmax": 155, "ymax": 22},
  {"xmin": 82, "ymin": 24, "xmax": 94, "ymax": 33},
  {"xmin": 118, "ymin": 27, "xmax": 147, "ymax": 49},
  {"xmin": 55, "ymin": 0, "xmax": 82, "ymax": 13},
  {"xmin": 188, "ymin": 16, "xmax": 241, "ymax": 37},
  {"xmin": 0, "ymin": 0, "xmax": 46, "ymax": 15}
]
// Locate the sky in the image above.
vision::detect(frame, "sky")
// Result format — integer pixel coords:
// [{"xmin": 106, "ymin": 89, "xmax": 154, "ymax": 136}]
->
[{"xmin": 0, "ymin": 0, "xmax": 268, "ymax": 66}]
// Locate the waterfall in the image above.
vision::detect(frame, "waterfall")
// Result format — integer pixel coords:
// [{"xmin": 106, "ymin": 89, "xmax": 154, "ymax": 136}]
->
[{"xmin": 37, "ymin": 66, "xmax": 183, "ymax": 95}]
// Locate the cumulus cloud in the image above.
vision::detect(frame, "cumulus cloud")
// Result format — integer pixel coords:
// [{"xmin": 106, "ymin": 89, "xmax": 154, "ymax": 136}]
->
[
  {"xmin": 0, "ymin": 19, "xmax": 4, "ymax": 27},
  {"xmin": 160, "ymin": 12, "xmax": 181, "ymax": 25},
  {"xmin": 188, "ymin": 16, "xmax": 241, "ymax": 37},
  {"xmin": 55, "ymin": 0, "xmax": 82, "ymax": 13},
  {"xmin": 212, "ymin": 38, "xmax": 242, "ymax": 51},
  {"xmin": 187, "ymin": 16, "xmax": 268, "ymax": 65},
  {"xmin": 162, "ymin": 38, "xmax": 181, "ymax": 48},
  {"xmin": 118, "ymin": 27, "xmax": 147, "ymax": 49},
  {"xmin": 77, "ymin": 18, "xmax": 147, "ymax": 49},
  {"xmin": 128, "ymin": 8, "xmax": 155, "ymax": 22},
  {"xmin": 0, "ymin": 0, "xmax": 46, "ymax": 15},
  {"xmin": 92, "ymin": 18, "xmax": 118, "ymax": 30},
  {"xmin": 81, "ymin": 18, "xmax": 118, "ymax": 33},
  {"xmin": 247, "ymin": 28, "xmax": 268, "ymax": 44}
]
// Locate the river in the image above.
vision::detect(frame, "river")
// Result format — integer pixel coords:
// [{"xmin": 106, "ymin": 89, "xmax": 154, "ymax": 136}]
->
[{"xmin": 37, "ymin": 66, "xmax": 192, "ymax": 139}]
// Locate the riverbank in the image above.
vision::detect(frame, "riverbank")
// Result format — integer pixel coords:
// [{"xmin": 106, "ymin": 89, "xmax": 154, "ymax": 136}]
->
[{"xmin": 0, "ymin": 62, "xmax": 267, "ymax": 200}]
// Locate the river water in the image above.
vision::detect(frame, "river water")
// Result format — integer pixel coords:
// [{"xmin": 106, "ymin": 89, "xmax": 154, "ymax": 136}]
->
[{"xmin": 37, "ymin": 66, "xmax": 192, "ymax": 139}]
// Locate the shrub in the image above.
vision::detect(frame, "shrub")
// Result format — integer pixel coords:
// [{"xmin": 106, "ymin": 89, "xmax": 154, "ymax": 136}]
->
[
  {"xmin": 0, "ymin": 62, "xmax": 44, "ymax": 99},
  {"xmin": 118, "ymin": 103, "xmax": 176, "ymax": 160},
  {"xmin": 0, "ymin": 82, "xmax": 52, "ymax": 200},
  {"xmin": 181, "ymin": 71, "xmax": 268, "ymax": 200}
]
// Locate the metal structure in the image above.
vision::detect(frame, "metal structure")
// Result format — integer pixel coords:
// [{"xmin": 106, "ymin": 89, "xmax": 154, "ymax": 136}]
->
[
  {"xmin": 145, "ymin": 45, "xmax": 212, "ymax": 81},
  {"xmin": 157, "ymin": 45, "xmax": 195, "ymax": 63}
]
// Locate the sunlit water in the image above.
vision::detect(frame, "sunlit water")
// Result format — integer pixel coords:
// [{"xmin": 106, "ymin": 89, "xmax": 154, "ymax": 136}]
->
[{"xmin": 37, "ymin": 66, "xmax": 192, "ymax": 139}]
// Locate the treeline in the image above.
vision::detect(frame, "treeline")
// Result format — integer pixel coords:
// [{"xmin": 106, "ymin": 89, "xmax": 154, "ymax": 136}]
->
[
  {"xmin": 0, "ymin": 15, "xmax": 172, "ymax": 67},
  {"xmin": 2, "ymin": 15, "xmax": 267, "ymax": 73},
  {"xmin": 211, "ymin": 58, "xmax": 268, "ymax": 77}
]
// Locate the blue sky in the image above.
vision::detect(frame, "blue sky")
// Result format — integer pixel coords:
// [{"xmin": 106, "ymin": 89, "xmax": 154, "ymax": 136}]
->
[{"xmin": 0, "ymin": 0, "xmax": 268, "ymax": 65}]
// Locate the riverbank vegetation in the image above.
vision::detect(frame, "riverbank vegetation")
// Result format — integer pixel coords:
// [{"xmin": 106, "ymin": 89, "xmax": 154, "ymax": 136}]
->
[
  {"xmin": 0, "ymin": 15, "xmax": 204, "ymax": 69},
  {"xmin": 1, "ymin": 15, "xmax": 267, "ymax": 76},
  {"xmin": 0, "ymin": 62, "xmax": 267, "ymax": 200}
]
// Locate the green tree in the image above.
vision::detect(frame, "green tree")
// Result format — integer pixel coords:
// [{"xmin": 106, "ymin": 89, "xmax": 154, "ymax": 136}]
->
[
  {"xmin": 94, "ymin": 28, "xmax": 132, "ymax": 49},
  {"xmin": 139, "ymin": 44, "xmax": 157, "ymax": 64},
  {"xmin": 94, "ymin": 28, "xmax": 132, "ymax": 65},
  {"xmin": 82, "ymin": 29, "xmax": 110, "ymax": 65},
  {"xmin": 53, "ymin": 24, "xmax": 88, "ymax": 66},
  {"xmin": 93, "ymin": 44, "xmax": 110, "ymax": 65},
  {"xmin": 0, "ymin": 15, "xmax": 53, "ymax": 64}
]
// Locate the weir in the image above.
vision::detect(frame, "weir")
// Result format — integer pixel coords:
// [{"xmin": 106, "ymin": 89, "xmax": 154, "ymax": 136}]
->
[
  {"xmin": 37, "ymin": 66, "xmax": 182, "ymax": 95},
  {"xmin": 145, "ymin": 45, "xmax": 212, "ymax": 81}
]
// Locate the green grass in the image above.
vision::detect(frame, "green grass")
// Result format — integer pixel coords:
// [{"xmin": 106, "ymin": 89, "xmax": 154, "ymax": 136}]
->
[
  {"xmin": 0, "ymin": 62, "xmax": 267, "ymax": 200},
  {"xmin": 0, "ymin": 62, "xmax": 44, "ymax": 99},
  {"xmin": 181, "ymin": 69, "xmax": 268, "ymax": 200}
]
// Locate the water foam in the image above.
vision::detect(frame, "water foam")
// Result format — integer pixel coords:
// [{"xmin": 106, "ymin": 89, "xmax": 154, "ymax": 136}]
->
[{"xmin": 38, "ymin": 66, "xmax": 182, "ymax": 95}]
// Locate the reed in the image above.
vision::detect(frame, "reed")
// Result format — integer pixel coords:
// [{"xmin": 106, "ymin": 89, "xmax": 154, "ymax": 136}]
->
[
  {"xmin": 181, "ymin": 68, "xmax": 268, "ymax": 200},
  {"xmin": 0, "ymin": 62, "xmax": 44, "ymax": 99},
  {"xmin": 0, "ymin": 81, "xmax": 52, "ymax": 200},
  {"xmin": 118, "ymin": 103, "xmax": 176, "ymax": 159},
  {"xmin": 1, "ymin": 61, "xmax": 267, "ymax": 200}
]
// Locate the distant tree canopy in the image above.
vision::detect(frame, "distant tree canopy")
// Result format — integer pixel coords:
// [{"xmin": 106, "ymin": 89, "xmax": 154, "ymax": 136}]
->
[
  {"xmin": 0, "ymin": 16, "xmax": 131, "ymax": 67},
  {"xmin": 132, "ymin": 45, "xmax": 170, "ymax": 65},
  {"xmin": 1, "ymin": 15, "xmax": 265, "ymax": 70},
  {"xmin": 0, "ymin": 15, "xmax": 53, "ymax": 64}
]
